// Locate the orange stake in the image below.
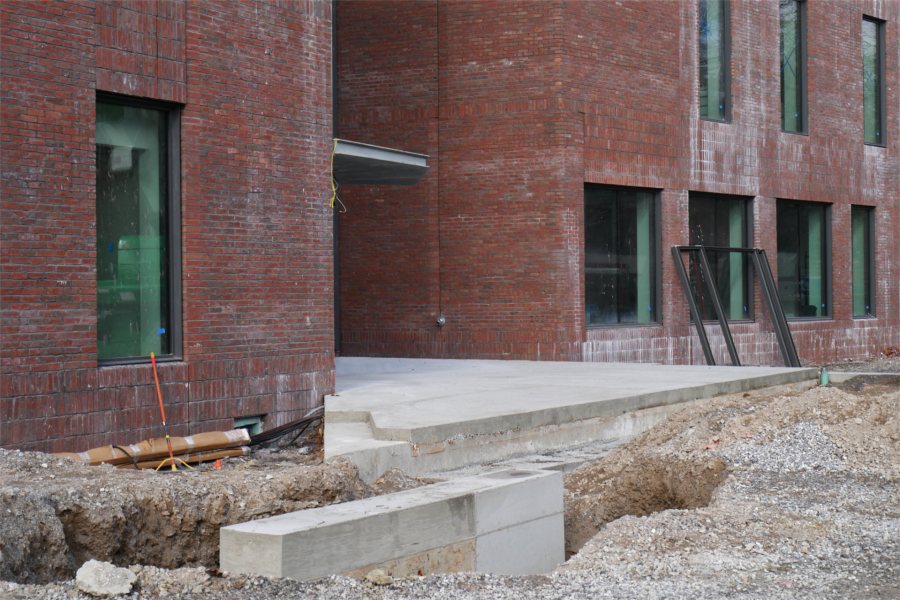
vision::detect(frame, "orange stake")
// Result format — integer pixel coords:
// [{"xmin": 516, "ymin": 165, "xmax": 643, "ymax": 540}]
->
[{"xmin": 150, "ymin": 352, "xmax": 178, "ymax": 471}]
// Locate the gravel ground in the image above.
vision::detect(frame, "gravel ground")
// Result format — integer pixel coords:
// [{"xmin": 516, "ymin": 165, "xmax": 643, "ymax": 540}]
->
[
  {"xmin": 1, "ymin": 361, "xmax": 897, "ymax": 599},
  {"xmin": 825, "ymin": 350, "xmax": 900, "ymax": 373}
]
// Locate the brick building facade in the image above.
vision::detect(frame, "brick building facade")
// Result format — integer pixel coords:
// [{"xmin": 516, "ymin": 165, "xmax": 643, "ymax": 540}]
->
[
  {"xmin": 1, "ymin": 0, "xmax": 897, "ymax": 452},
  {"xmin": 336, "ymin": 0, "xmax": 898, "ymax": 364},
  {"xmin": 2, "ymin": 0, "xmax": 334, "ymax": 451}
]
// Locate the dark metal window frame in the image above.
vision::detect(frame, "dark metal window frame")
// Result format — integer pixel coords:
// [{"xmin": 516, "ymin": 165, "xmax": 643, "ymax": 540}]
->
[
  {"xmin": 776, "ymin": 199, "xmax": 832, "ymax": 321},
  {"xmin": 862, "ymin": 16, "xmax": 887, "ymax": 147},
  {"xmin": 673, "ymin": 246, "xmax": 801, "ymax": 367},
  {"xmin": 688, "ymin": 192, "xmax": 755, "ymax": 322},
  {"xmin": 96, "ymin": 92, "xmax": 183, "ymax": 366},
  {"xmin": 780, "ymin": 0, "xmax": 808, "ymax": 134},
  {"xmin": 584, "ymin": 184, "xmax": 662, "ymax": 328},
  {"xmin": 851, "ymin": 205, "xmax": 876, "ymax": 318},
  {"xmin": 698, "ymin": 0, "xmax": 732, "ymax": 122}
]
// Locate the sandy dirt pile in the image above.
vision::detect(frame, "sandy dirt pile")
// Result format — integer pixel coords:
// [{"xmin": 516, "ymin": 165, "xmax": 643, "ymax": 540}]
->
[
  {"xmin": 559, "ymin": 377, "xmax": 899, "ymax": 598},
  {"xmin": 564, "ymin": 377, "xmax": 899, "ymax": 553}
]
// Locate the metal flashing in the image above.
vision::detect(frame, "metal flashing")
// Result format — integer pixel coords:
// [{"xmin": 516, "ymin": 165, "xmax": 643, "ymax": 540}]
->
[{"xmin": 333, "ymin": 138, "xmax": 428, "ymax": 185}]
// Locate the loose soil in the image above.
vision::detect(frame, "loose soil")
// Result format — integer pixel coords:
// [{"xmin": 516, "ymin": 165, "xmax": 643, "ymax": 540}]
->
[
  {"xmin": 0, "ymin": 439, "xmax": 427, "ymax": 585},
  {"xmin": 1, "ymin": 356, "xmax": 897, "ymax": 598},
  {"xmin": 563, "ymin": 374, "xmax": 898, "ymax": 557}
]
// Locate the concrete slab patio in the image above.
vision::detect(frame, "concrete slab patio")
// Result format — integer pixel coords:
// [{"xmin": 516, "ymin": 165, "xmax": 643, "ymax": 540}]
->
[{"xmin": 325, "ymin": 358, "xmax": 819, "ymax": 480}]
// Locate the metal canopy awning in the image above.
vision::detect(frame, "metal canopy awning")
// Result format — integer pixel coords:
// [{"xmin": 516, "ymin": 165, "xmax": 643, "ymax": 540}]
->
[{"xmin": 332, "ymin": 138, "xmax": 428, "ymax": 186}]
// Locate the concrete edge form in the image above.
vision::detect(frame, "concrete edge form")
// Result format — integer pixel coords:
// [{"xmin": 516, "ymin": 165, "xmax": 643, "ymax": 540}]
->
[
  {"xmin": 325, "ymin": 368, "xmax": 819, "ymax": 481},
  {"xmin": 363, "ymin": 368, "xmax": 819, "ymax": 443},
  {"xmin": 325, "ymin": 400, "xmax": 692, "ymax": 481},
  {"xmin": 220, "ymin": 468, "xmax": 564, "ymax": 581},
  {"xmin": 825, "ymin": 371, "xmax": 898, "ymax": 383}
]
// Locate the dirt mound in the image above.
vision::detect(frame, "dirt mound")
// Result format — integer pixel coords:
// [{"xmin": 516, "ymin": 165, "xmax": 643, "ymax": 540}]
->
[
  {"xmin": 0, "ymin": 451, "xmax": 371, "ymax": 584},
  {"xmin": 563, "ymin": 381, "xmax": 899, "ymax": 558},
  {"xmin": 565, "ymin": 453, "xmax": 726, "ymax": 556}
]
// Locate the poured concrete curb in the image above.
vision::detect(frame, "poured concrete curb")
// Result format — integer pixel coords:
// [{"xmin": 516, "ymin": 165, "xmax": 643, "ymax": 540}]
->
[
  {"xmin": 825, "ymin": 371, "xmax": 899, "ymax": 383},
  {"xmin": 220, "ymin": 469, "xmax": 563, "ymax": 581},
  {"xmin": 326, "ymin": 401, "xmax": 689, "ymax": 481},
  {"xmin": 334, "ymin": 368, "xmax": 820, "ymax": 444}
]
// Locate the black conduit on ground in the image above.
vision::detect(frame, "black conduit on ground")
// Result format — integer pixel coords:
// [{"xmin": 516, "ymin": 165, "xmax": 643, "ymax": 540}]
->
[{"xmin": 248, "ymin": 406, "xmax": 325, "ymax": 447}]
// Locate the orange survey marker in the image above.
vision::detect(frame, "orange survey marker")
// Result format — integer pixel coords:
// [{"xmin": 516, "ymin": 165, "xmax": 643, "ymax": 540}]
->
[{"xmin": 150, "ymin": 352, "xmax": 192, "ymax": 471}]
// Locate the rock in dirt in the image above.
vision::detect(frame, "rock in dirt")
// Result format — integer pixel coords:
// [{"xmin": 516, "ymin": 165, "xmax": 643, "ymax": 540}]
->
[
  {"xmin": 370, "ymin": 468, "xmax": 435, "ymax": 494},
  {"xmin": 75, "ymin": 560, "xmax": 136, "ymax": 596},
  {"xmin": 364, "ymin": 568, "xmax": 394, "ymax": 585}
]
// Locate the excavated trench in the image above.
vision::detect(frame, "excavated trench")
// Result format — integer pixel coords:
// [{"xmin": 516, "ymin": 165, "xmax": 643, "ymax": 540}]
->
[
  {"xmin": 564, "ymin": 453, "xmax": 728, "ymax": 557},
  {"xmin": 4, "ymin": 450, "xmax": 728, "ymax": 584},
  {"xmin": 0, "ymin": 458, "xmax": 372, "ymax": 584}
]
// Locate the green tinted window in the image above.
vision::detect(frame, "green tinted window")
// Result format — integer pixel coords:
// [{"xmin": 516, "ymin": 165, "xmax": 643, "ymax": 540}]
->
[
  {"xmin": 699, "ymin": 0, "xmax": 729, "ymax": 121},
  {"xmin": 851, "ymin": 206, "xmax": 874, "ymax": 317},
  {"xmin": 777, "ymin": 201, "xmax": 829, "ymax": 318},
  {"xmin": 585, "ymin": 186, "xmax": 657, "ymax": 325},
  {"xmin": 780, "ymin": 0, "xmax": 806, "ymax": 133},
  {"xmin": 96, "ymin": 101, "xmax": 171, "ymax": 360},
  {"xmin": 689, "ymin": 194, "xmax": 751, "ymax": 321},
  {"xmin": 863, "ymin": 18, "xmax": 885, "ymax": 145}
]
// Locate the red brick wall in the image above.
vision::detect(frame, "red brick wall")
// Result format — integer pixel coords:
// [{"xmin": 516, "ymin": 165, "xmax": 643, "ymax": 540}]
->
[
  {"xmin": 573, "ymin": 0, "xmax": 899, "ymax": 366},
  {"xmin": 1, "ymin": 0, "xmax": 334, "ymax": 452},
  {"xmin": 337, "ymin": 0, "xmax": 581, "ymax": 360},
  {"xmin": 338, "ymin": 0, "xmax": 898, "ymax": 365}
]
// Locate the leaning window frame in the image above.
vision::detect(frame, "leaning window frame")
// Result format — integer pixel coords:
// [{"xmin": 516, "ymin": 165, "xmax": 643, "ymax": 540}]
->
[
  {"xmin": 780, "ymin": 0, "xmax": 808, "ymax": 134},
  {"xmin": 698, "ymin": 0, "xmax": 732, "ymax": 122},
  {"xmin": 862, "ymin": 16, "xmax": 886, "ymax": 147},
  {"xmin": 583, "ymin": 184, "xmax": 661, "ymax": 328},
  {"xmin": 96, "ymin": 92, "xmax": 183, "ymax": 366}
]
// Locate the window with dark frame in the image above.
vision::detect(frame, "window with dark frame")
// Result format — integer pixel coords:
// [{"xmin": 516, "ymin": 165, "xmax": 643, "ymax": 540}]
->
[
  {"xmin": 851, "ymin": 206, "xmax": 875, "ymax": 317},
  {"xmin": 780, "ymin": 0, "xmax": 807, "ymax": 133},
  {"xmin": 863, "ymin": 17, "xmax": 886, "ymax": 145},
  {"xmin": 776, "ymin": 200, "xmax": 830, "ymax": 319},
  {"xmin": 699, "ymin": 0, "xmax": 730, "ymax": 121},
  {"xmin": 689, "ymin": 194, "xmax": 752, "ymax": 321},
  {"xmin": 585, "ymin": 185, "xmax": 657, "ymax": 325},
  {"xmin": 96, "ymin": 96, "xmax": 181, "ymax": 363}
]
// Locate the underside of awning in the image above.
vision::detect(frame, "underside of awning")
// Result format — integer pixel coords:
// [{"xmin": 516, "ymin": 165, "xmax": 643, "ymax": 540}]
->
[{"xmin": 332, "ymin": 139, "xmax": 428, "ymax": 186}]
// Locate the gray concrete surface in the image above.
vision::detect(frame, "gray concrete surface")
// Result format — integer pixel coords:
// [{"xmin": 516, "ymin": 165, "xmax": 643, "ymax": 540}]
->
[
  {"xmin": 325, "ymin": 358, "xmax": 818, "ymax": 479},
  {"xmin": 825, "ymin": 371, "xmax": 898, "ymax": 383},
  {"xmin": 220, "ymin": 468, "xmax": 563, "ymax": 581}
]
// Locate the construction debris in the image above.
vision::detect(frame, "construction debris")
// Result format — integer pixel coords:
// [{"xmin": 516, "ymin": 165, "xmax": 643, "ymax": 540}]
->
[
  {"xmin": 52, "ymin": 407, "xmax": 325, "ymax": 471},
  {"xmin": 54, "ymin": 430, "xmax": 250, "ymax": 469}
]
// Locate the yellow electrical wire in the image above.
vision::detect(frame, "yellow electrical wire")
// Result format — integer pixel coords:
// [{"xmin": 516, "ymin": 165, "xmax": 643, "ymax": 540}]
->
[
  {"xmin": 328, "ymin": 138, "xmax": 338, "ymax": 208},
  {"xmin": 328, "ymin": 138, "xmax": 347, "ymax": 213}
]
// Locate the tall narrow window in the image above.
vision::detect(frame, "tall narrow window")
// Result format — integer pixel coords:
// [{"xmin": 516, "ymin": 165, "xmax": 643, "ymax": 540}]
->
[
  {"xmin": 689, "ymin": 194, "xmax": 751, "ymax": 321},
  {"xmin": 96, "ymin": 97, "xmax": 180, "ymax": 362},
  {"xmin": 863, "ymin": 17, "xmax": 885, "ymax": 145},
  {"xmin": 585, "ymin": 186, "xmax": 657, "ymax": 325},
  {"xmin": 777, "ymin": 201, "xmax": 830, "ymax": 318},
  {"xmin": 851, "ymin": 206, "xmax": 874, "ymax": 317},
  {"xmin": 699, "ymin": 0, "xmax": 730, "ymax": 121},
  {"xmin": 780, "ymin": 0, "xmax": 806, "ymax": 133}
]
